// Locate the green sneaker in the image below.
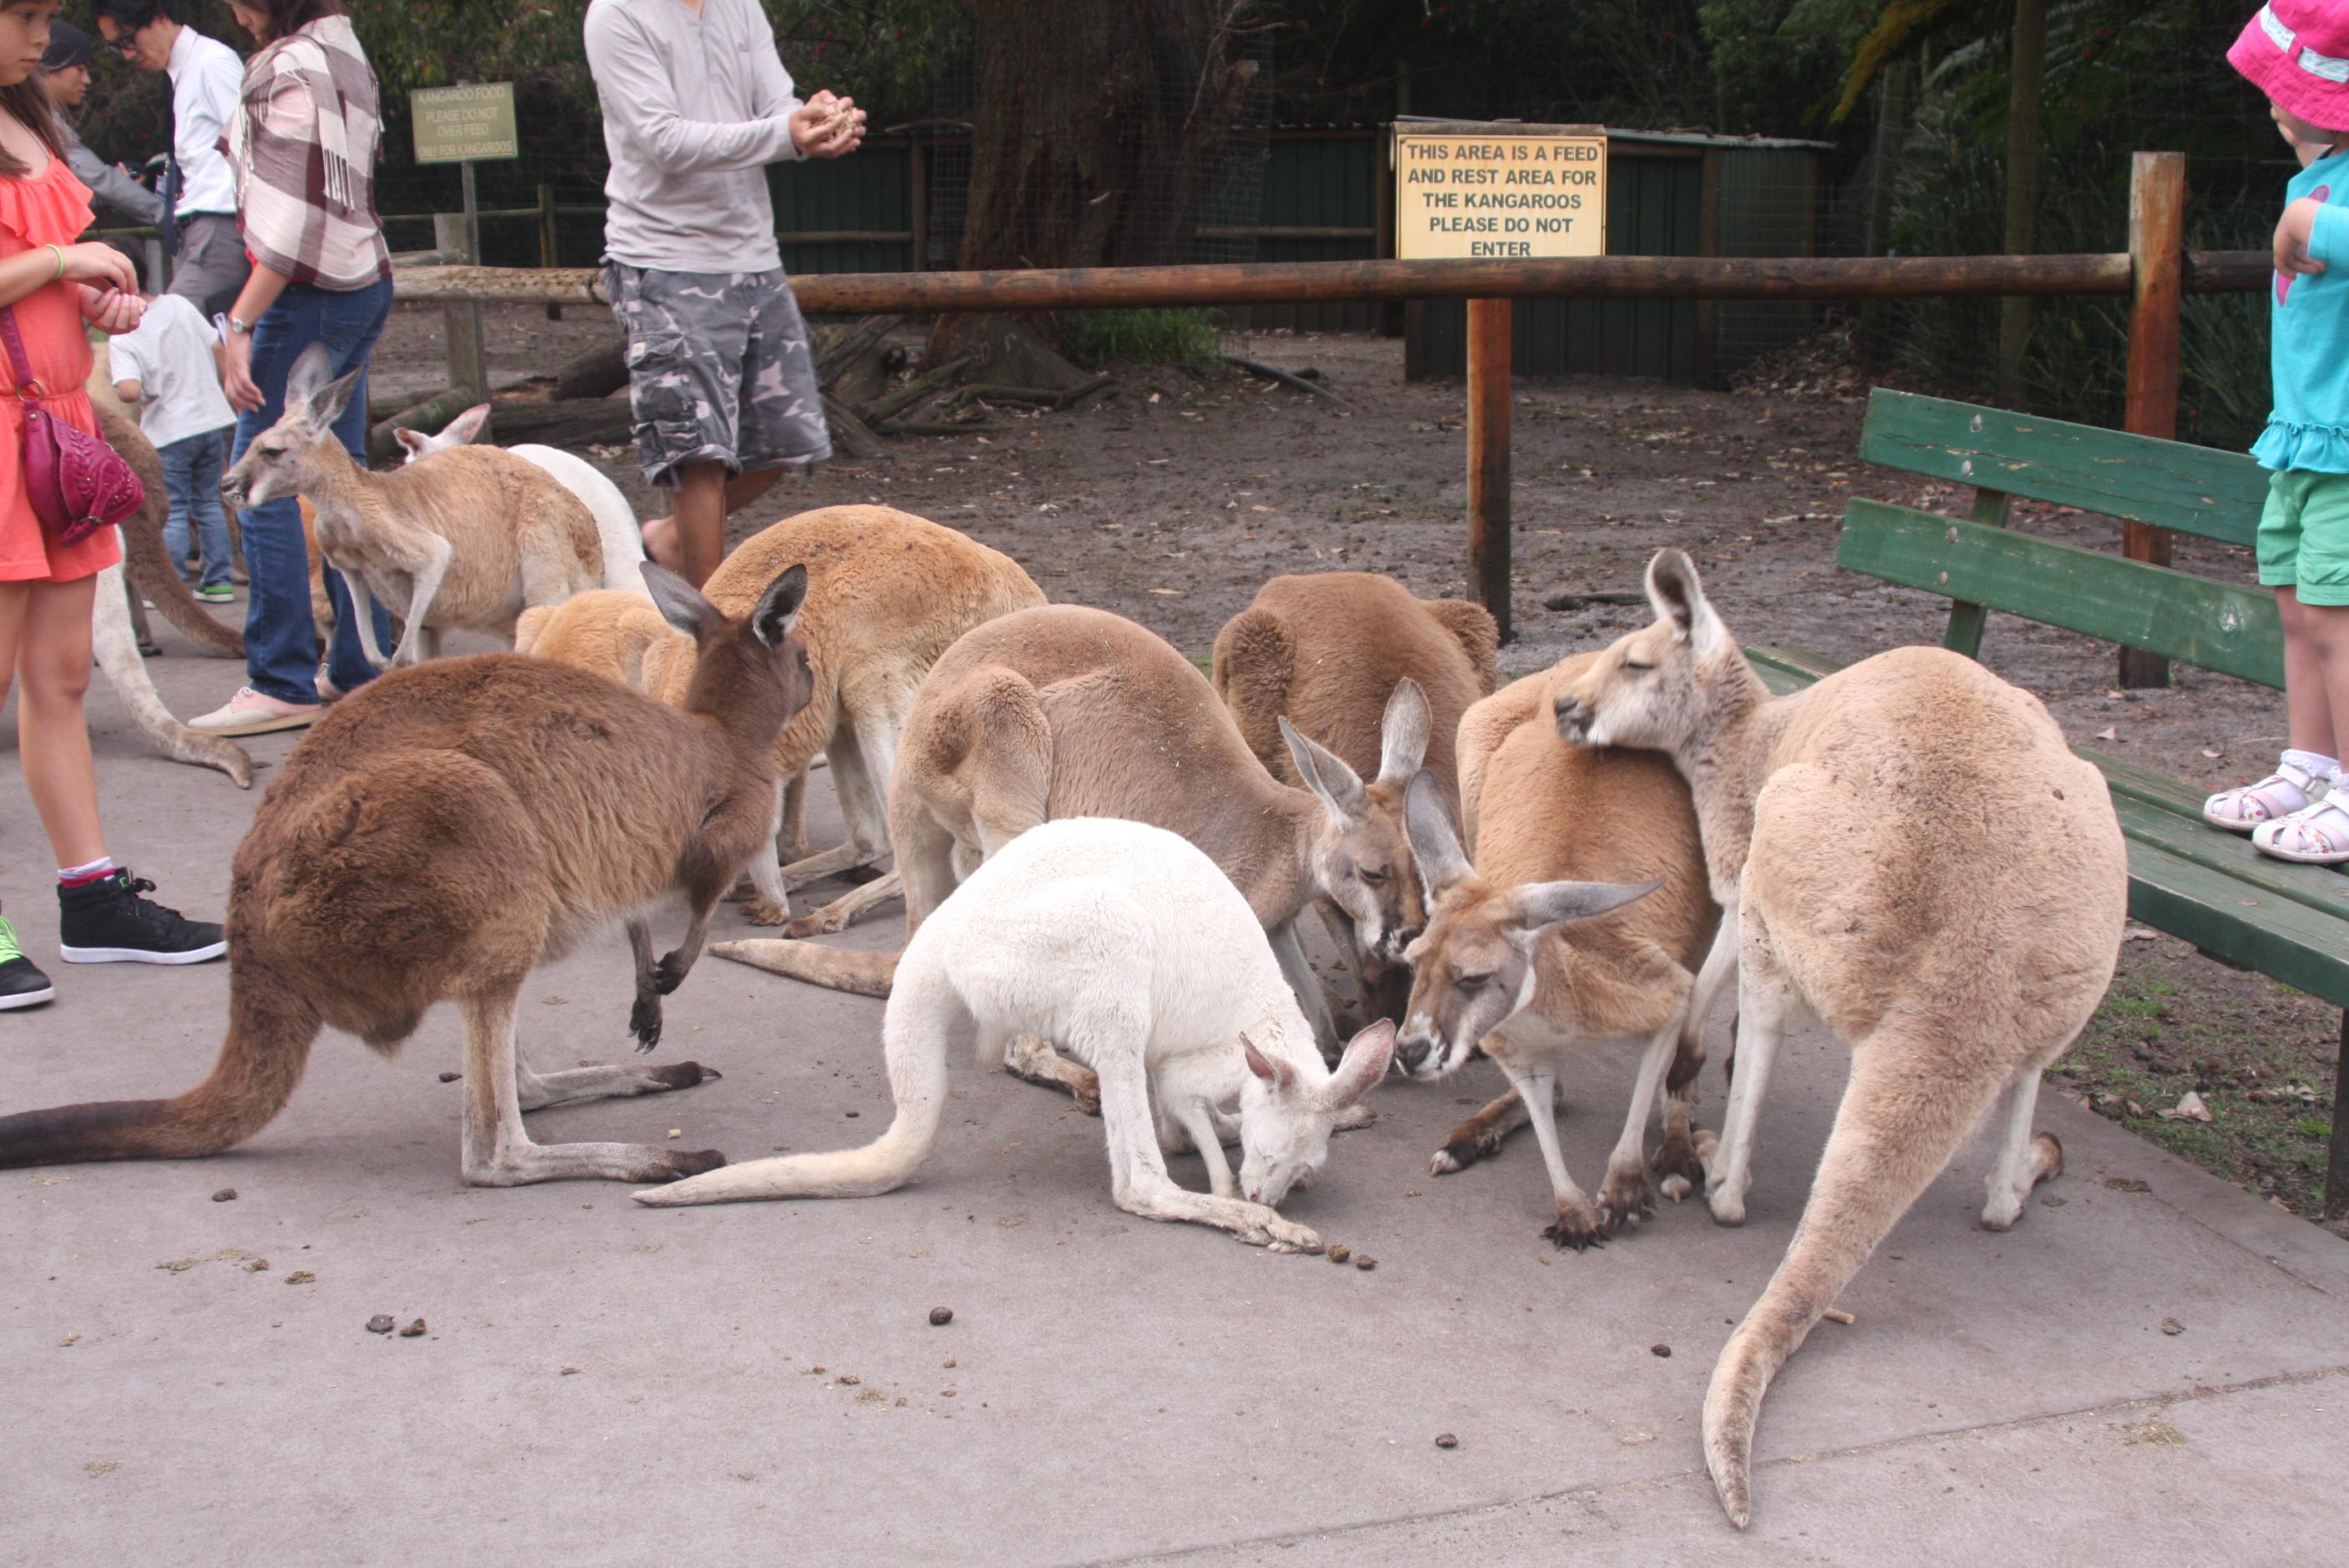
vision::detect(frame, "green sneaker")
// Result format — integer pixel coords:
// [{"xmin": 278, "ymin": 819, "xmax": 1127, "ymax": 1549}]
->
[
  {"xmin": 0, "ymin": 916, "xmax": 56, "ymax": 1010},
  {"xmin": 196, "ymin": 585, "xmax": 236, "ymax": 603}
]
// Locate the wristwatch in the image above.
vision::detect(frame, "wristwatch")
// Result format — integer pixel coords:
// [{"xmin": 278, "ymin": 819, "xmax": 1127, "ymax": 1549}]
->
[{"xmin": 224, "ymin": 315, "xmax": 254, "ymax": 336}]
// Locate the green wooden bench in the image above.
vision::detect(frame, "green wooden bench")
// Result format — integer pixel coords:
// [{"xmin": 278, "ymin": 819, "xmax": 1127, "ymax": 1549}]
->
[{"xmin": 1744, "ymin": 387, "xmax": 2349, "ymax": 1217}]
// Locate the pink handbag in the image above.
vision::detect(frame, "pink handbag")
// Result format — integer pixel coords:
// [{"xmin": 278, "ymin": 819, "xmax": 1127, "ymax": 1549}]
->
[{"xmin": 0, "ymin": 303, "xmax": 143, "ymax": 548}]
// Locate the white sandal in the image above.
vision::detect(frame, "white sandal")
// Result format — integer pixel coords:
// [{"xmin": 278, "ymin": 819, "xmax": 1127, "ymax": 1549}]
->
[
  {"xmin": 2253, "ymin": 797, "xmax": 2349, "ymax": 865},
  {"xmin": 2206, "ymin": 756, "xmax": 2330, "ymax": 833}
]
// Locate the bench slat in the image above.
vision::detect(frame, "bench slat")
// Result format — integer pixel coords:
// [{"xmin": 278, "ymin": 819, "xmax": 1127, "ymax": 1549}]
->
[
  {"xmin": 2125, "ymin": 842, "xmax": 2349, "ymax": 1011},
  {"xmin": 2110, "ymin": 793, "xmax": 2349, "ymax": 927},
  {"xmin": 1838, "ymin": 500, "xmax": 2285, "ymax": 688},
  {"xmin": 1857, "ymin": 389, "xmax": 2270, "ymax": 549}
]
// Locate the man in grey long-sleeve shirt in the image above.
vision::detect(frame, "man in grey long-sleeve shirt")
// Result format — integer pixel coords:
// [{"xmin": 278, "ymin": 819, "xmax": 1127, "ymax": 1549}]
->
[
  {"xmin": 38, "ymin": 22, "xmax": 163, "ymax": 229},
  {"xmin": 583, "ymin": 0, "xmax": 864, "ymax": 587}
]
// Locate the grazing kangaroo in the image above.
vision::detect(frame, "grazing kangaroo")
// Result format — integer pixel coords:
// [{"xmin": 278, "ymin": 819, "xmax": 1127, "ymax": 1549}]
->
[
  {"xmin": 1213, "ymin": 571, "xmax": 1499, "ymax": 1022},
  {"xmin": 1395, "ymin": 651, "xmax": 1718, "ymax": 1247},
  {"xmin": 0, "ymin": 564, "xmax": 816, "ymax": 1187},
  {"xmin": 642, "ymin": 817, "xmax": 1395, "ymax": 1252},
  {"xmin": 220, "ymin": 344, "xmax": 604, "ymax": 669},
  {"xmin": 721, "ymin": 604, "xmax": 1422, "ymax": 1109},
  {"xmin": 1552, "ymin": 549, "xmax": 2127, "ymax": 1529},
  {"xmin": 395, "ymin": 404, "xmax": 651, "ymax": 596},
  {"xmin": 516, "ymin": 505, "xmax": 1044, "ymax": 935}
]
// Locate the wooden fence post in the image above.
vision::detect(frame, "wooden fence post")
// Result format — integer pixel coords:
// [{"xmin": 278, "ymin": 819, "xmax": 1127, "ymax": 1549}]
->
[
  {"xmin": 1467, "ymin": 297, "xmax": 1512, "ymax": 643},
  {"xmin": 537, "ymin": 184, "xmax": 562, "ymax": 321},
  {"xmin": 433, "ymin": 212, "xmax": 490, "ymax": 409},
  {"xmin": 2120, "ymin": 151, "xmax": 2186, "ymax": 689},
  {"xmin": 909, "ymin": 141, "xmax": 929, "ymax": 270}
]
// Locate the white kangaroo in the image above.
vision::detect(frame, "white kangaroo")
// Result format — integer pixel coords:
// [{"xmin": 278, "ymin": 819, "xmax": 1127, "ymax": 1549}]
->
[
  {"xmin": 221, "ymin": 344, "xmax": 604, "ymax": 669},
  {"xmin": 1551, "ymin": 549, "xmax": 2128, "ymax": 1530},
  {"xmin": 646, "ymin": 817, "xmax": 1396, "ymax": 1251},
  {"xmin": 395, "ymin": 404, "xmax": 649, "ymax": 596}
]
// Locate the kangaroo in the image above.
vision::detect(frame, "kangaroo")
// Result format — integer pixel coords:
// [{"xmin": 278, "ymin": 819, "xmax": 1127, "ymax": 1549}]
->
[
  {"xmin": 719, "ymin": 604, "xmax": 1422, "ymax": 1113},
  {"xmin": 516, "ymin": 505, "xmax": 1044, "ymax": 936},
  {"xmin": 641, "ymin": 817, "xmax": 1395, "ymax": 1252},
  {"xmin": 0, "ymin": 563, "xmax": 816, "ymax": 1188},
  {"xmin": 1394, "ymin": 651, "xmax": 1719, "ymax": 1248},
  {"xmin": 395, "ymin": 404, "xmax": 650, "ymax": 596},
  {"xmin": 1551, "ymin": 549, "xmax": 2128, "ymax": 1530},
  {"xmin": 220, "ymin": 343, "xmax": 604, "ymax": 670},
  {"xmin": 1213, "ymin": 571, "xmax": 1499, "ymax": 1022}
]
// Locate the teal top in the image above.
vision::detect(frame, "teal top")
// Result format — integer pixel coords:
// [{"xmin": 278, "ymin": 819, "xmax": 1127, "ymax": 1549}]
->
[{"xmin": 2258, "ymin": 149, "xmax": 2349, "ymax": 472}]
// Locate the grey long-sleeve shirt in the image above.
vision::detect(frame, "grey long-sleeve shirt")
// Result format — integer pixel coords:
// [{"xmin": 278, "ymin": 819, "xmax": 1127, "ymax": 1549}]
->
[
  {"xmin": 582, "ymin": 0, "xmax": 807, "ymax": 274},
  {"xmin": 61, "ymin": 119, "xmax": 162, "ymax": 228}
]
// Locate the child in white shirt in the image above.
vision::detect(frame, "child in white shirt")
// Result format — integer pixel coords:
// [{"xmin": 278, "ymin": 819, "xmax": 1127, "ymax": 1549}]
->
[{"xmin": 110, "ymin": 293, "xmax": 239, "ymax": 601}]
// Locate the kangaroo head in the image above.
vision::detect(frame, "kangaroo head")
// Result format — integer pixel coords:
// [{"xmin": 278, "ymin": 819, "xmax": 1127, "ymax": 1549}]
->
[
  {"xmin": 1280, "ymin": 677, "xmax": 1432, "ymax": 962},
  {"xmin": 392, "ymin": 404, "xmax": 491, "ymax": 464},
  {"xmin": 1396, "ymin": 771, "xmax": 1660, "ymax": 1079},
  {"xmin": 220, "ymin": 343, "xmax": 360, "ymax": 510},
  {"xmin": 645, "ymin": 561, "xmax": 814, "ymax": 751},
  {"xmin": 1552, "ymin": 550, "xmax": 1736, "ymax": 757},
  {"xmin": 1235, "ymin": 1017, "xmax": 1395, "ymax": 1206}
]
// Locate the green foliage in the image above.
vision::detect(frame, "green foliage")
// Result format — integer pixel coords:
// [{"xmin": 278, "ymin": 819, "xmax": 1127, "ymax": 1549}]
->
[{"xmin": 1067, "ymin": 309, "xmax": 1222, "ymax": 369}]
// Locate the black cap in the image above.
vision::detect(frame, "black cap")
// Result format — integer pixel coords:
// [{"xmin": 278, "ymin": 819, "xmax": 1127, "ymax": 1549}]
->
[{"xmin": 42, "ymin": 21, "xmax": 94, "ymax": 73}]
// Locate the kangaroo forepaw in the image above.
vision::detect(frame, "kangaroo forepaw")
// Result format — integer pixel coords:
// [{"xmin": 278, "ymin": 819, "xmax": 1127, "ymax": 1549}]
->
[
  {"xmin": 630, "ymin": 993, "xmax": 663, "ymax": 1051},
  {"xmin": 653, "ymin": 952, "xmax": 688, "ymax": 995},
  {"xmin": 1651, "ymin": 1128, "xmax": 1709, "ymax": 1199},
  {"xmin": 783, "ymin": 906, "xmax": 846, "ymax": 939},
  {"xmin": 1596, "ymin": 1167, "xmax": 1654, "ymax": 1232},
  {"xmin": 1245, "ymin": 1214, "xmax": 1324, "ymax": 1254},
  {"xmin": 1433, "ymin": 1117, "xmax": 1506, "ymax": 1175},
  {"xmin": 742, "ymin": 896, "xmax": 791, "ymax": 927},
  {"xmin": 661, "ymin": 1147, "xmax": 727, "ymax": 1179},
  {"xmin": 1542, "ymin": 1197, "xmax": 1609, "ymax": 1251},
  {"xmin": 646, "ymin": 1061, "xmax": 712, "ymax": 1091}
]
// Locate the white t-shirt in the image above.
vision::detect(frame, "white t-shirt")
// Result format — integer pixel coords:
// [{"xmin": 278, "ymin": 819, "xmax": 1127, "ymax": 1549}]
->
[{"xmin": 109, "ymin": 294, "xmax": 238, "ymax": 450}]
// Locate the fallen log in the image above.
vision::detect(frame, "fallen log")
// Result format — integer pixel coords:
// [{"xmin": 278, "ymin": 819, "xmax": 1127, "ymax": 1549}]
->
[
  {"xmin": 858, "ymin": 354, "xmax": 974, "ymax": 425},
  {"xmin": 1223, "ymin": 354, "xmax": 1353, "ymax": 409},
  {"xmin": 822, "ymin": 394, "xmax": 887, "ymax": 460},
  {"xmin": 485, "ymin": 398, "xmax": 635, "ymax": 450},
  {"xmin": 553, "ymin": 339, "xmax": 629, "ymax": 402},
  {"xmin": 366, "ymin": 386, "xmax": 484, "ymax": 465}
]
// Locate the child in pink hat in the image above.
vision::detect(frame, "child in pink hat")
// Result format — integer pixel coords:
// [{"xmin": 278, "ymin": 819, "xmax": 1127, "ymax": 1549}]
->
[{"xmin": 2206, "ymin": 3, "xmax": 2349, "ymax": 861}]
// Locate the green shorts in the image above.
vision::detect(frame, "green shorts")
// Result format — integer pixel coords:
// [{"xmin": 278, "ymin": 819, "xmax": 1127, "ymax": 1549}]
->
[{"xmin": 2257, "ymin": 470, "xmax": 2349, "ymax": 606}]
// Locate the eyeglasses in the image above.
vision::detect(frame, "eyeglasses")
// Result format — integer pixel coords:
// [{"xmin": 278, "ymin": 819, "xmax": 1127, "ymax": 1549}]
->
[{"xmin": 104, "ymin": 30, "xmax": 143, "ymax": 58}]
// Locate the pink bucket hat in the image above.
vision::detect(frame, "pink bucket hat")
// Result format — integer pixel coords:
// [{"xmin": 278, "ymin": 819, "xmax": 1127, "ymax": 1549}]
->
[{"xmin": 2233, "ymin": 3, "xmax": 2349, "ymax": 131}]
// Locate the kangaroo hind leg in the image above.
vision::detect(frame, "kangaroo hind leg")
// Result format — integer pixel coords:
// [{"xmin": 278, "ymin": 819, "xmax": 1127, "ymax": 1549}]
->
[{"xmin": 1980, "ymin": 1050, "xmax": 2070, "ymax": 1231}]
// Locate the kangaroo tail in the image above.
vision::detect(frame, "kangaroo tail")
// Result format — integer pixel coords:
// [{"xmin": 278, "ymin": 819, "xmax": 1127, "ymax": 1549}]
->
[
  {"xmin": 1703, "ymin": 1026, "xmax": 2004, "ymax": 1529},
  {"xmin": 636, "ymin": 959, "xmax": 955, "ymax": 1206},
  {"xmin": 0, "ymin": 967, "xmax": 319, "ymax": 1168},
  {"xmin": 90, "ymin": 562, "xmax": 254, "ymax": 788},
  {"xmin": 709, "ymin": 937, "xmax": 899, "ymax": 998}
]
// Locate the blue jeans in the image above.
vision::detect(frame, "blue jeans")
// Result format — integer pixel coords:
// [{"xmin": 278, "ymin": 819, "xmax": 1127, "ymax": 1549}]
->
[
  {"xmin": 159, "ymin": 428, "xmax": 234, "ymax": 589},
  {"xmin": 231, "ymin": 276, "xmax": 395, "ymax": 706}
]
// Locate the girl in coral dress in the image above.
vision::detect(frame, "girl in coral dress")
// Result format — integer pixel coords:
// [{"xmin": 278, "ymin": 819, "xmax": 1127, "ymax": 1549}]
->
[{"xmin": 0, "ymin": 0, "xmax": 224, "ymax": 1013}]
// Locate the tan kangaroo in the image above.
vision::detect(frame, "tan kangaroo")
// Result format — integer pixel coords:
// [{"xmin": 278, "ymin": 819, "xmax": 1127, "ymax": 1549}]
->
[
  {"xmin": 1394, "ymin": 652, "xmax": 1719, "ymax": 1249},
  {"xmin": 220, "ymin": 343, "xmax": 603, "ymax": 669},
  {"xmin": 1212, "ymin": 570, "xmax": 1499, "ymax": 1022},
  {"xmin": 515, "ymin": 505, "xmax": 1044, "ymax": 935},
  {"xmin": 720, "ymin": 603, "xmax": 1422, "ymax": 1107},
  {"xmin": 0, "ymin": 564, "xmax": 816, "ymax": 1188},
  {"xmin": 1552, "ymin": 550, "xmax": 2127, "ymax": 1530}
]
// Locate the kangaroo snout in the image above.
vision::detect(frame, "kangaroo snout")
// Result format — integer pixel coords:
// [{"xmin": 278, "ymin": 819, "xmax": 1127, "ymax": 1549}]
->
[
  {"xmin": 1396, "ymin": 1023, "xmax": 1441, "ymax": 1078},
  {"xmin": 1553, "ymin": 692, "xmax": 1592, "ymax": 743}
]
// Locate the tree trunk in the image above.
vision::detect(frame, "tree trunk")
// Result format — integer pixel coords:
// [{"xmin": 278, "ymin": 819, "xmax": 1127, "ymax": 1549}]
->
[{"xmin": 938, "ymin": 0, "xmax": 1259, "ymax": 364}]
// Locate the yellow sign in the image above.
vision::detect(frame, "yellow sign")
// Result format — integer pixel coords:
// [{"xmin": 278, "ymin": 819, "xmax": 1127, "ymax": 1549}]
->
[
  {"xmin": 411, "ymin": 83, "xmax": 518, "ymax": 165},
  {"xmin": 1392, "ymin": 122, "xmax": 1607, "ymax": 261}
]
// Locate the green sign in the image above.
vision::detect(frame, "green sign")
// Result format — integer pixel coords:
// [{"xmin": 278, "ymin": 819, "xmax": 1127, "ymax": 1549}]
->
[{"xmin": 410, "ymin": 83, "xmax": 518, "ymax": 165}]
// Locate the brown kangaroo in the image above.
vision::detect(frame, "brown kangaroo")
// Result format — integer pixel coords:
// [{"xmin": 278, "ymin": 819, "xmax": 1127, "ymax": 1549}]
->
[
  {"xmin": 1212, "ymin": 570, "xmax": 1500, "ymax": 1022},
  {"xmin": 0, "ymin": 563, "xmax": 815, "ymax": 1187}
]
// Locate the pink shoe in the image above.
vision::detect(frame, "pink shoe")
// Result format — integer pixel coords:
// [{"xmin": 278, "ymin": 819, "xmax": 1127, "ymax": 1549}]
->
[{"xmin": 189, "ymin": 686, "xmax": 319, "ymax": 737}]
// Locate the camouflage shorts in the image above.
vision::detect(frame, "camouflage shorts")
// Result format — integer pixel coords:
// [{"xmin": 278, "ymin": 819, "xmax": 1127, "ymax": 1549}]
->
[{"xmin": 602, "ymin": 264, "xmax": 832, "ymax": 485}]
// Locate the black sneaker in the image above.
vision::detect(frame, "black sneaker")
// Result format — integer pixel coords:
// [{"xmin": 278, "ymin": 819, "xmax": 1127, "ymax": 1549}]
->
[
  {"xmin": 0, "ymin": 915, "xmax": 54, "ymax": 1008},
  {"xmin": 58, "ymin": 871, "xmax": 227, "ymax": 965}
]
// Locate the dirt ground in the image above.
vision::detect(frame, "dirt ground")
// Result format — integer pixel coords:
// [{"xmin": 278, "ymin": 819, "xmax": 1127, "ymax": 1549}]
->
[{"xmin": 365, "ymin": 301, "xmax": 2341, "ymax": 1227}]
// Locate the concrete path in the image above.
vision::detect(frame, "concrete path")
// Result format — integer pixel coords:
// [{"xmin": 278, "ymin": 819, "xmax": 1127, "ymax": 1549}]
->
[{"xmin": 6, "ymin": 636, "xmax": 2347, "ymax": 1565}]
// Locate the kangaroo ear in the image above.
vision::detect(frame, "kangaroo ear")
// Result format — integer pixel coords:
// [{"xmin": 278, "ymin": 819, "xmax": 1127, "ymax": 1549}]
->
[
  {"xmin": 1505, "ymin": 877, "xmax": 1664, "ymax": 937},
  {"xmin": 1645, "ymin": 549, "xmax": 1723, "ymax": 652},
  {"xmin": 284, "ymin": 342, "xmax": 336, "ymax": 410},
  {"xmin": 748, "ymin": 562, "xmax": 808, "ymax": 648},
  {"xmin": 441, "ymin": 403, "xmax": 491, "ymax": 446},
  {"xmin": 1240, "ymin": 1031, "xmax": 1298, "ymax": 1093},
  {"xmin": 1376, "ymin": 677, "xmax": 1431, "ymax": 788},
  {"xmin": 304, "ymin": 367, "xmax": 363, "ymax": 432},
  {"xmin": 1280, "ymin": 716, "xmax": 1366, "ymax": 821},
  {"xmin": 393, "ymin": 427, "xmax": 431, "ymax": 460},
  {"xmin": 1323, "ymin": 1018, "xmax": 1396, "ymax": 1111},
  {"xmin": 1403, "ymin": 769, "xmax": 1471, "ymax": 896},
  {"xmin": 641, "ymin": 562, "xmax": 723, "ymax": 641}
]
